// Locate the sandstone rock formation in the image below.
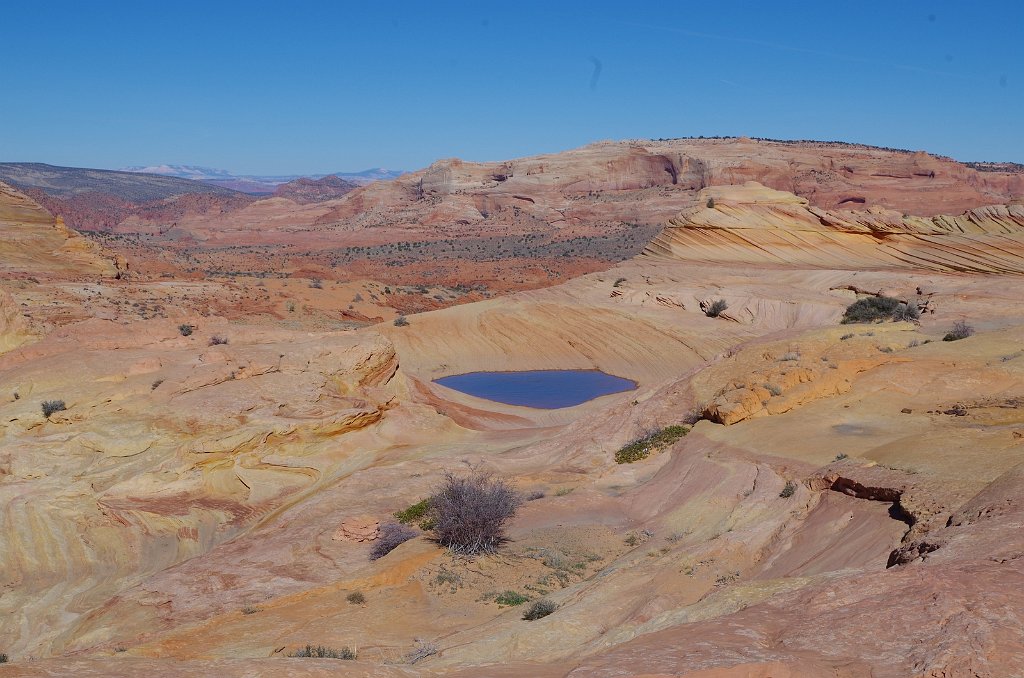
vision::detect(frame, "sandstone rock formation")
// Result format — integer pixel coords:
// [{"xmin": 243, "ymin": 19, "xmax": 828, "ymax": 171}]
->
[{"xmin": 2, "ymin": 145, "xmax": 1024, "ymax": 677}]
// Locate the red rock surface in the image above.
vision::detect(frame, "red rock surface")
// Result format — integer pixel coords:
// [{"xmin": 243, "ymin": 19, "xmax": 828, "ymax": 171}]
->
[{"xmin": 3, "ymin": 145, "xmax": 1024, "ymax": 677}]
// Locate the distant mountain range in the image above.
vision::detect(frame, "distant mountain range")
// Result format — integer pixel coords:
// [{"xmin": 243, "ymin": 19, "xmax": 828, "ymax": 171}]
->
[{"xmin": 119, "ymin": 165, "xmax": 405, "ymax": 194}]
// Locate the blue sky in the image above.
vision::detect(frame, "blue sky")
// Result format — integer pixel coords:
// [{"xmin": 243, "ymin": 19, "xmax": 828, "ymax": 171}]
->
[{"xmin": 2, "ymin": 1, "xmax": 1020, "ymax": 174}]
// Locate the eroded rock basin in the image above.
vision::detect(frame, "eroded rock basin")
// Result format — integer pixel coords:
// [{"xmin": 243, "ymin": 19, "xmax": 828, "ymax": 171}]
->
[{"xmin": 435, "ymin": 369, "xmax": 636, "ymax": 408}]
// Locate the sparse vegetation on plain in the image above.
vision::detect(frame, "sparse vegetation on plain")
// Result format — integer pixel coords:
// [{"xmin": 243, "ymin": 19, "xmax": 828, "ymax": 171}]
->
[
  {"xmin": 614, "ymin": 425, "xmax": 688, "ymax": 464},
  {"xmin": 288, "ymin": 645, "xmax": 356, "ymax": 660},
  {"xmin": 41, "ymin": 400, "xmax": 66, "ymax": 418},
  {"xmin": 494, "ymin": 590, "xmax": 530, "ymax": 606}
]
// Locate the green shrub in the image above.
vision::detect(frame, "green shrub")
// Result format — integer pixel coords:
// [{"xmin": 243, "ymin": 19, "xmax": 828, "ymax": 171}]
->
[
  {"xmin": 41, "ymin": 400, "xmax": 66, "ymax": 418},
  {"xmin": 494, "ymin": 591, "xmax": 530, "ymax": 606},
  {"xmin": 615, "ymin": 425, "xmax": 688, "ymax": 464},
  {"xmin": 522, "ymin": 599, "xmax": 557, "ymax": 621},
  {"xmin": 178, "ymin": 323, "xmax": 194, "ymax": 336},
  {"xmin": 395, "ymin": 498, "xmax": 434, "ymax": 529},
  {"xmin": 288, "ymin": 645, "xmax": 356, "ymax": 659},
  {"xmin": 841, "ymin": 296, "xmax": 903, "ymax": 324},
  {"xmin": 705, "ymin": 299, "xmax": 728, "ymax": 317},
  {"xmin": 346, "ymin": 591, "xmax": 366, "ymax": 605},
  {"xmin": 943, "ymin": 321, "xmax": 974, "ymax": 342},
  {"xmin": 779, "ymin": 481, "xmax": 797, "ymax": 498}
]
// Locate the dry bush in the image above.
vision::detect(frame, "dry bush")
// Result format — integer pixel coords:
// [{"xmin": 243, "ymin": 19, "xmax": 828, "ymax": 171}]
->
[
  {"xmin": 430, "ymin": 471, "xmax": 521, "ymax": 555},
  {"xmin": 369, "ymin": 522, "xmax": 418, "ymax": 561}
]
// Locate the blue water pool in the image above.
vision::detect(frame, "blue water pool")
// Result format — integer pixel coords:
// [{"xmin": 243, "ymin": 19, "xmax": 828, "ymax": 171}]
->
[{"xmin": 435, "ymin": 370, "xmax": 636, "ymax": 409}]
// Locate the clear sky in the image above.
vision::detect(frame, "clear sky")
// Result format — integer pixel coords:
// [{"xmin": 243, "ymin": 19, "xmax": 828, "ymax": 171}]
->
[{"xmin": 2, "ymin": 1, "xmax": 1020, "ymax": 174}]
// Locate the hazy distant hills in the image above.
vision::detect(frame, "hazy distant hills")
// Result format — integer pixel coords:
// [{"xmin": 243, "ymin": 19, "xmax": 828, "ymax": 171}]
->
[
  {"xmin": 121, "ymin": 164, "xmax": 405, "ymax": 194},
  {"xmin": 0, "ymin": 162, "xmax": 240, "ymax": 202}
]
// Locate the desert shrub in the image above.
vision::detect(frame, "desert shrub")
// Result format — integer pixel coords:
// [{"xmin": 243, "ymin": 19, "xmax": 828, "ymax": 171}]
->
[
  {"xmin": 522, "ymin": 599, "xmax": 557, "ymax": 621},
  {"xmin": 835, "ymin": 453, "xmax": 849, "ymax": 461},
  {"xmin": 763, "ymin": 383, "xmax": 782, "ymax": 396},
  {"xmin": 779, "ymin": 352, "xmax": 800, "ymax": 361},
  {"xmin": 0, "ymin": 653, "xmax": 7, "ymax": 663},
  {"xmin": 841, "ymin": 296, "xmax": 902, "ymax": 323},
  {"xmin": 614, "ymin": 425, "xmax": 688, "ymax": 464},
  {"xmin": 943, "ymin": 321, "xmax": 975, "ymax": 342},
  {"xmin": 613, "ymin": 277, "xmax": 627, "ymax": 287},
  {"xmin": 494, "ymin": 590, "xmax": 530, "ymax": 606},
  {"xmin": 151, "ymin": 379, "xmax": 164, "ymax": 390},
  {"xmin": 289, "ymin": 645, "xmax": 356, "ymax": 660},
  {"xmin": 779, "ymin": 481, "xmax": 797, "ymax": 498},
  {"xmin": 394, "ymin": 315, "xmax": 410, "ymax": 327},
  {"xmin": 404, "ymin": 640, "xmax": 438, "ymax": 664},
  {"xmin": 705, "ymin": 299, "xmax": 728, "ymax": 317},
  {"xmin": 840, "ymin": 333, "xmax": 854, "ymax": 340},
  {"xmin": 892, "ymin": 302, "xmax": 921, "ymax": 322},
  {"xmin": 241, "ymin": 605, "xmax": 260, "ymax": 615},
  {"xmin": 346, "ymin": 591, "xmax": 366, "ymax": 605},
  {"xmin": 525, "ymin": 490, "xmax": 545, "ymax": 501},
  {"xmin": 309, "ymin": 278, "xmax": 323, "ymax": 289},
  {"xmin": 554, "ymin": 487, "xmax": 574, "ymax": 496},
  {"xmin": 395, "ymin": 498, "xmax": 434, "ymax": 529},
  {"xmin": 178, "ymin": 323, "xmax": 194, "ymax": 336},
  {"xmin": 369, "ymin": 522, "xmax": 418, "ymax": 561},
  {"xmin": 430, "ymin": 471, "xmax": 521, "ymax": 555},
  {"xmin": 209, "ymin": 335, "xmax": 229, "ymax": 346},
  {"xmin": 41, "ymin": 400, "xmax": 66, "ymax": 418},
  {"xmin": 706, "ymin": 197, "xmax": 715, "ymax": 208}
]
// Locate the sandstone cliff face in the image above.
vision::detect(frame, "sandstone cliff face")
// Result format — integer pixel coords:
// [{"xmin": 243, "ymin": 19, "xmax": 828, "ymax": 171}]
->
[
  {"xmin": 0, "ymin": 181, "xmax": 118, "ymax": 279},
  {"xmin": 646, "ymin": 182, "xmax": 1024, "ymax": 274}
]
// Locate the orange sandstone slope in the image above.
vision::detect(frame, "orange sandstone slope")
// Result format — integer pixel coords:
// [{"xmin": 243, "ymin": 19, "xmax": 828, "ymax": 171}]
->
[
  {"xmin": 0, "ymin": 181, "xmax": 120, "ymax": 279},
  {"xmin": 646, "ymin": 181, "xmax": 1024, "ymax": 273}
]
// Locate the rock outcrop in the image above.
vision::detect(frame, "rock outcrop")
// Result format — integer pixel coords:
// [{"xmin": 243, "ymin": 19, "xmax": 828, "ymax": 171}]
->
[{"xmin": 647, "ymin": 182, "xmax": 1024, "ymax": 273}]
